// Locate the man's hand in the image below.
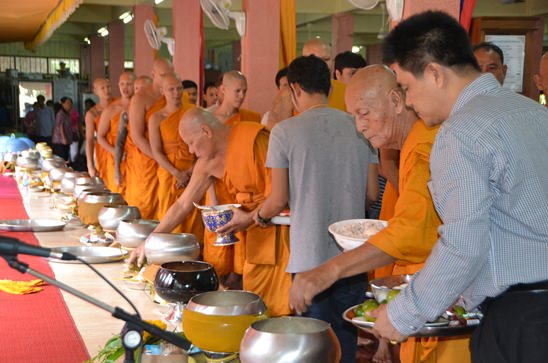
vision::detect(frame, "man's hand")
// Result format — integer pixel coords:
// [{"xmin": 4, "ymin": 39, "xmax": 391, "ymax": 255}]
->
[
  {"xmin": 175, "ymin": 169, "xmax": 191, "ymax": 189},
  {"xmin": 216, "ymin": 208, "xmax": 253, "ymax": 234},
  {"xmin": 289, "ymin": 267, "xmax": 337, "ymax": 315},
  {"xmin": 370, "ymin": 304, "xmax": 407, "ymax": 343},
  {"xmin": 128, "ymin": 242, "xmax": 147, "ymax": 268},
  {"xmin": 252, "ymin": 209, "xmax": 270, "ymax": 228},
  {"xmin": 88, "ymin": 165, "xmax": 97, "ymax": 177}
]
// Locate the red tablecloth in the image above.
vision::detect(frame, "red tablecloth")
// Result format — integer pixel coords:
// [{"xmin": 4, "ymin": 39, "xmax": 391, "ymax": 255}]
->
[{"xmin": 0, "ymin": 175, "xmax": 89, "ymax": 362}]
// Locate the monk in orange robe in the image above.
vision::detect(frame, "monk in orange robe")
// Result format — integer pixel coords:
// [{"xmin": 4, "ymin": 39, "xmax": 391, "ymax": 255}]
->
[
  {"xmin": 129, "ymin": 108, "xmax": 291, "ymax": 317},
  {"xmin": 85, "ymin": 78, "xmax": 113, "ymax": 178},
  {"xmin": 125, "ymin": 59, "xmax": 173, "ymax": 219},
  {"xmin": 96, "ymin": 71, "xmax": 135, "ymax": 194},
  {"xmin": 289, "ymin": 65, "xmax": 471, "ymax": 363},
  {"xmin": 210, "ymin": 70, "xmax": 261, "ymax": 125},
  {"xmin": 148, "ymin": 75, "xmax": 203, "ymax": 242}
]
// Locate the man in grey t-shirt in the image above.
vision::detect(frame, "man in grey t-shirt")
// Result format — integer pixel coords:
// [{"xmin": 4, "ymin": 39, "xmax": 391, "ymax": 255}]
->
[{"xmin": 255, "ymin": 55, "xmax": 378, "ymax": 363}]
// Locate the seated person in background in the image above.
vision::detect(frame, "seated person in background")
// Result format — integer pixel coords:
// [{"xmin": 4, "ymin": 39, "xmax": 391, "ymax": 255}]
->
[
  {"xmin": 182, "ymin": 79, "xmax": 198, "ymax": 105},
  {"xmin": 333, "ymin": 51, "xmax": 367, "ymax": 84},
  {"xmin": 209, "ymin": 71, "xmax": 261, "ymax": 124},
  {"xmin": 473, "ymin": 42, "xmax": 507, "ymax": 85}
]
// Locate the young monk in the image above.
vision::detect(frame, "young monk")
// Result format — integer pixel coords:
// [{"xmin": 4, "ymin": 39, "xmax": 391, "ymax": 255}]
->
[
  {"xmin": 125, "ymin": 59, "xmax": 173, "ymax": 219},
  {"xmin": 148, "ymin": 74, "xmax": 203, "ymax": 241},
  {"xmin": 85, "ymin": 78, "xmax": 113, "ymax": 177},
  {"xmin": 96, "ymin": 71, "xmax": 135, "ymax": 193},
  {"xmin": 209, "ymin": 70, "xmax": 261, "ymax": 125},
  {"xmin": 129, "ymin": 108, "xmax": 291, "ymax": 317}
]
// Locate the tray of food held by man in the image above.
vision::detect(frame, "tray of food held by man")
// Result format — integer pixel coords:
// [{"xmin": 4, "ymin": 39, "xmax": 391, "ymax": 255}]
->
[{"xmin": 343, "ymin": 274, "xmax": 482, "ymax": 338}]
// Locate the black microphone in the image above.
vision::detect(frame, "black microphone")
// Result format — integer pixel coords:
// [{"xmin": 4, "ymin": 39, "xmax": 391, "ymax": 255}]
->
[{"xmin": 0, "ymin": 236, "xmax": 76, "ymax": 261}]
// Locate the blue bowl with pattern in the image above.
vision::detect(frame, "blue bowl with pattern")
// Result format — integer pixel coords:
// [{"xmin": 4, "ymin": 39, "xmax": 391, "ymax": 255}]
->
[{"xmin": 201, "ymin": 206, "xmax": 240, "ymax": 246}]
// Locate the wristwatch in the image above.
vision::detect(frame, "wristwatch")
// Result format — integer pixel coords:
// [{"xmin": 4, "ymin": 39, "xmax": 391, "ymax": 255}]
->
[{"xmin": 256, "ymin": 210, "xmax": 271, "ymax": 225}]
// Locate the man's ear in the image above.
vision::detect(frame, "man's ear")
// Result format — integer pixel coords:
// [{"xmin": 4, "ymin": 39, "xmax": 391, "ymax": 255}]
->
[
  {"xmin": 425, "ymin": 62, "xmax": 445, "ymax": 88},
  {"xmin": 335, "ymin": 69, "xmax": 342, "ymax": 81},
  {"xmin": 201, "ymin": 124, "xmax": 213, "ymax": 138}
]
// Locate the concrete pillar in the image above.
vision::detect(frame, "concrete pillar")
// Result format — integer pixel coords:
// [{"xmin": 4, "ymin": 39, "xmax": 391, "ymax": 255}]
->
[
  {"xmin": 401, "ymin": 0, "xmax": 460, "ymax": 22},
  {"xmin": 241, "ymin": 0, "xmax": 281, "ymax": 114},
  {"xmin": 79, "ymin": 44, "xmax": 91, "ymax": 89},
  {"xmin": 133, "ymin": 4, "xmax": 156, "ymax": 77},
  {"xmin": 172, "ymin": 0, "xmax": 203, "ymax": 95},
  {"xmin": 331, "ymin": 12, "xmax": 355, "ymax": 57},
  {"xmin": 108, "ymin": 21, "xmax": 125, "ymax": 96},
  {"xmin": 90, "ymin": 35, "xmax": 105, "ymax": 82},
  {"xmin": 232, "ymin": 41, "xmax": 241, "ymax": 71}
]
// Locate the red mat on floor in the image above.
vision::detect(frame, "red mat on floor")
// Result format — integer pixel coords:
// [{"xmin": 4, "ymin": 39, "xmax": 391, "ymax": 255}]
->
[{"xmin": 0, "ymin": 175, "xmax": 90, "ymax": 362}]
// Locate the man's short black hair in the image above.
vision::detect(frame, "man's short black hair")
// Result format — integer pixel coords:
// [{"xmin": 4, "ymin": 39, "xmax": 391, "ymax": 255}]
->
[
  {"xmin": 203, "ymin": 81, "xmax": 216, "ymax": 94},
  {"xmin": 287, "ymin": 55, "xmax": 331, "ymax": 96},
  {"xmin": 382, "ymin": 11, "xmax": 479, "ymax": 76},
  {"xmin": 182, "ymin": 80, "xmax": 197, "ymax": 90},
  {"xmin": 36, "ymin": 95, "xmax": 45, "ymax": 102},
  {"xmin": 334, "ymin": 51, "xmax": 367, "ymax": 76},
  {"xmin": 473, "ymin": 42, "xmax": 505, "ymax": 64},
  {"xmin": 275, "ymin": 68, "xmax": 288, "ymax": 88}
]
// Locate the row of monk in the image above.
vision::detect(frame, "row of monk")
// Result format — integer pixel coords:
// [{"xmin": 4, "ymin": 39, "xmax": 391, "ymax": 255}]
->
[{"xmin": 82, "ymin": 11, "xmax": 548, "ymax": 363}]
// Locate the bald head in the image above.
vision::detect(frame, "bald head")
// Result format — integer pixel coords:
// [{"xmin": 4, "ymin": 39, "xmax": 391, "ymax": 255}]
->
[
  {"xmin": 93, "ymin": 77, "xmax": 112, "ymax": 100},
  {"xmin": 119, "ymin": 71, "xmax": 135, "ymax": 99},
  {"xmin": 180, "ymin": 108, "xmax": 226, "ymax": 158},
  {"xmin": 134, "ymin": 76, "xmax": 152, "ymax": 94},
  {"xmin": 302, "ymin": 38, "xmax": 332, "ymax": 68},
  {"xmin": 161, "ymin": 74, "xmax": 183, "ymax": 105},
  {"xmin": 220, "ymin": 71, "xmax": 248, "ymax": 109},
  {"xmin": 151, "ymin": 58, "xmax": 174, "ymax": 89},
  {"xmin": 345, "ymin": 65, "xmax": 413, "ymax": 149}
]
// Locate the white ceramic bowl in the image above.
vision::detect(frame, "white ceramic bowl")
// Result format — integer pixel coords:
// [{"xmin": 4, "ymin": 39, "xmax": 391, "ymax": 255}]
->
[
  {"xmin": 370, "ymin": 274, "xmax": 413, "ymax": 303},
  {"xmin": 328, "ymin": 219, "xmax": 388, "ymax": 251}
]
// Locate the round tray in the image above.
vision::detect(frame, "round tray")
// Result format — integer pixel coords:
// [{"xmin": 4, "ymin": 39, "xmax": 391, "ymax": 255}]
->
[
  {"xmin": 49, "ymin": 246, "xmax": 128, "ymax": 264},
  {"xmin": 0, "ymin": 219, "xmax": 66, "ymax": 232},
  {"xmin": 343, "ymin": 305, "xmax": 479, "ymax": 338}
]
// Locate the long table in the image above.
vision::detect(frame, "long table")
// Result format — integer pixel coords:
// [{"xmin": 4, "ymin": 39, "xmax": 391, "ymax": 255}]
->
[{"xmin": 0, "ymin": 176, "xmax": 167, "ymax": 361}]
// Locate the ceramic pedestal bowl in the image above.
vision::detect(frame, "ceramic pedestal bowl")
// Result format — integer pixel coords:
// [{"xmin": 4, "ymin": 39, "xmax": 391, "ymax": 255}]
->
[
  {"xmin": 201, "ymin": 205, "xmax": 240, "ymax": 246},
  {"xmin": 328, "ymin": 219, "xmax": 388, "ymax": 251},
  {"xmin": 98, "ymin": 205, "xmax": 141, "ymax": 232},
  {"xmin": 239, "ymin": 317, "xmax": 341, "ymax": 363},
  {"xmin": 183, "ymin": 291, "xmax": 268, "ymax": 357},
  {"xmin": 77, "ymin": 192, "xmax": 126, "ymax": 225},
  {"xmin": 116, "ymin": 219, "xmax": 159, "ymax": 248},
  {"xmin": 145, "ymin": 232, "xmax": 200, "ymax": 265},
  {"xmin": 41, "ymin": 157, "xmax": 65, "ymax": 172}
]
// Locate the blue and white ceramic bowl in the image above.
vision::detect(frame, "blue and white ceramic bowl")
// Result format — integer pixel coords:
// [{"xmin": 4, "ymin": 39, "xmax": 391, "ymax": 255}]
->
[{"xmin": 201, "ymin": 206, "xmax": 239, "ymax": 246}]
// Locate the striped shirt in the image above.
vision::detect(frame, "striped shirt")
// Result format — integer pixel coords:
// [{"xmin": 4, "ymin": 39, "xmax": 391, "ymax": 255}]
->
[{"xmin": 388, "ymin": 73, "xmax": 548, "ymax": 336}]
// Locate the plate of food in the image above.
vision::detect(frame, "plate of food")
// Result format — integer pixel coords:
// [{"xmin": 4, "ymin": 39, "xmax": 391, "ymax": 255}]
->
[{"xmin": 329, "ymin": 219, "xmax": 387, "ymax": 251}]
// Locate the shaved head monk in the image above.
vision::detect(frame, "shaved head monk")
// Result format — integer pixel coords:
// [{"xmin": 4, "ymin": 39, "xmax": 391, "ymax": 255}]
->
[
  {"xmin": 210, "ymin": 70, "xmax": 261, "ymax": 125},
  {"xmin": 96, "ymin": 71, "xmax": 135, "ymax": 194},
  {"xmin": 302, "ymin": 38, "xmax": 333, "ymax": 69},
  {"xmin": 85, "ymin": 78, "xmax": 113, "ymax": 177},
  {"xmin": 125, "ymin": 58, "xmax": 174, "ymax": 219},
  {"xmin": 148, "ymin": 74, "xmax": 203, "ymax": 240},
  {"xmin": 290, "ymin": 65, "xmax": 471, "ymax": 363},
  {"xmin": 129, "ymin": 108, "xmax": 291, "ymax": 317},
  {"xmin": 134, "ymin": 76, "xmax": 152, "ymax": 94}
]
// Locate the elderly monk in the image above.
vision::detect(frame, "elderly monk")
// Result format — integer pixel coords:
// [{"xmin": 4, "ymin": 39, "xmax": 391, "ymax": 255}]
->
[
  {"xmin": 130, "ymin": 108, "xmax": 291, "ymax": 317},
  {"xmin": 85, "ymin": 78, "xmax": 113, "ymax": 177},
  {"xmin": 534, "ymin": 51, "xmax": 548, "ymax": 106},
  {"xmin": 209, "ymin": 71, "xmax": 261, "ymax": 124},
  {"xmin": 125, "ymin": 59, "xmax": 173, "ymax": 219},
  {"xmin": 148, "ymin": 75, "xmax": 203, "ymax": 241},
  {"xmin": 289, "ymin": 65, "xmax": 471, "ymax": 363},
  {"xmin": 96, "ymin": 71, "xmax": 135, "ymax": 193}
]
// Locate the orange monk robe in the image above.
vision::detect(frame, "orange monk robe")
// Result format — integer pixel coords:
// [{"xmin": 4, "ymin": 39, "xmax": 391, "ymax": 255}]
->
[
  {"xmin": 103, "ymin": 112, "xmax": 125, "ymax": 194},
  {"xmin": 368, "ymin": 120, "xmax": 470, "ymax": 363},
  {"xmin": 223, "ymin": 122, "xmax": 292, "ymax": 317},
  {"xmin": 94, "ymin": 113, "xmax": 108, "ymax": 179},
  {"xmin": 224, "ymin": 108, "xmax": 261, "ymax": 126},
  {"xmin": 124, "ymin": 97, "xmax": 166, "ymax": 219},
  {"xmin": 157, "ymin": 105, "xmax": 204, "ymax": 244},
  {"xmin": 328, "ymin": 79, "xmax": 347, "ymax": 112}
]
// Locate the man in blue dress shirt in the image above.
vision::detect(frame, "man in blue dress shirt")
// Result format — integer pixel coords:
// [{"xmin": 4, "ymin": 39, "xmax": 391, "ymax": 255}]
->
[{"xmin": 371, "ymin": 10, "xmax": 548, "ymax": 363}]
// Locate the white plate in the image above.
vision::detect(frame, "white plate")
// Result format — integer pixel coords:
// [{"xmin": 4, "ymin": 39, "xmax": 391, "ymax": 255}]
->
[
  {"xmin": 49, "ymin": 246, "xmax": 128, "ymax": 264},
  {"xmin": 0, "ymin": 219, "xmax": 66, "ymax": 232},
  {"xmin": 271, "ymin": 215, "xmax": 290, "ymax": 225}
]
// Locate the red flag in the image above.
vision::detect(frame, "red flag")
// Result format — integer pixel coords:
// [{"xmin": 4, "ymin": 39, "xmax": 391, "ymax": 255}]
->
[{"xmin": 460, "ymin": 0, "xmax": 476, "ymax": 32}]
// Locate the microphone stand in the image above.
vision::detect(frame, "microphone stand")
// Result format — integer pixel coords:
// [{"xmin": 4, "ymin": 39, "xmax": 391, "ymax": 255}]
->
[{"xmin": 2, "ymin": 255, "xmax": 198, "ymax": 363}]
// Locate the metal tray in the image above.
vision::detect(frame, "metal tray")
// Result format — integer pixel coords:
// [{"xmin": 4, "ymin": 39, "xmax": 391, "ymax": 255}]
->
[
  {"xmin": 49, "ymin": 246, "xmax": 128, "ymax": 264},
  {"xmin": 0, "ymin": 219, "xmax": 67, "ymax": 232},
  {"xmin": 343, "ymin": 305, "xmax": 478, "ymax": 338}
]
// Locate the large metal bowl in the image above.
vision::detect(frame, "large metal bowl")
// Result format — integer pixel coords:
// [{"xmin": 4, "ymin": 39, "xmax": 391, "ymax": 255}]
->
[
  {"xmin": 370, "ymin": 274, "xmax": 413, "ymax": 303},
  {"xmin": 183, "ymin": 291, "xmax": 268, "ymax": 354},
  {"xmin": 116, "ymin": 219, "xmax": 159, "ymax": 248},
  {"xmin": 74, "ymin": 183, "xmax": 106, "ymax": 199},
  {"xmin": 42, "ymin": 157, "xmax": 65, "ymax": 171},
  {"xmin": 144, "ymin": 232, "xmax": 200, "ymax": 264},
  {"xmin": 48, "ymin": 167, "xmax": 68, "ymax": 182},
  {"xmin": 98, "ymin": 205, "xmax": 141, "ymax": 232},
  {"xmin": 60, "ymin": 172, "xmax": 86, "ymax": 194},
  {"xmin": 240, "ymin": 317, "xmax": 341, "ymax": 363},
  {"xmin": 77, "ymin": 192, "xmax": 126, "ymax": 225}
]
